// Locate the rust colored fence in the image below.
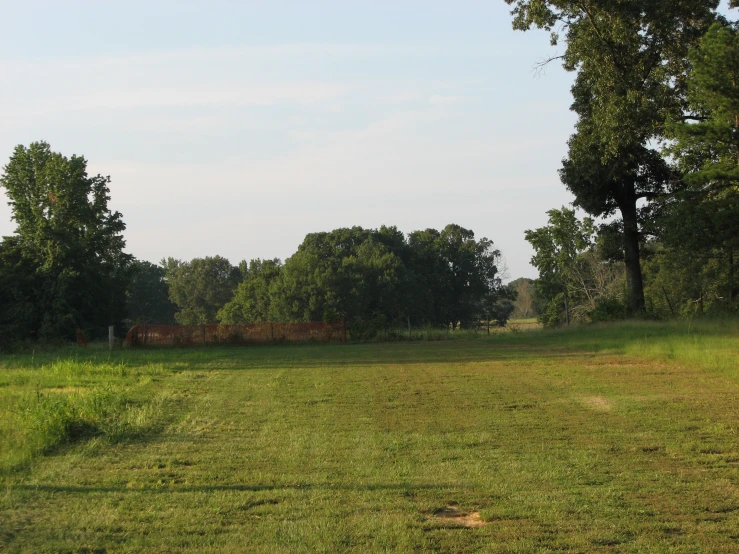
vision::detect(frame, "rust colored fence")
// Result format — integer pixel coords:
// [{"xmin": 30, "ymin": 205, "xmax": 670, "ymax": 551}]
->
[{"xmin": 126, "ymin": 322, "xmax": 346, "ymax": 348}]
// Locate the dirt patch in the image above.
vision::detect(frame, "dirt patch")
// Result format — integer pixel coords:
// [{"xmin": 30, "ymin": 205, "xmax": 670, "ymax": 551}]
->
[
  {"xmin": 581, "ymin": 396, "xmax": 614, "ymax": 412},
  {"xmin": 430, "ymin": 505, "xmax": 487, "ymax": 528}
]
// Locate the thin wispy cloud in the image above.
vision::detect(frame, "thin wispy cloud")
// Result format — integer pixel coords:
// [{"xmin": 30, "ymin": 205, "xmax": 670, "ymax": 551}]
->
[{"xmin": 0, "ymin": 1, "xmax": 578, "ymax": 278}]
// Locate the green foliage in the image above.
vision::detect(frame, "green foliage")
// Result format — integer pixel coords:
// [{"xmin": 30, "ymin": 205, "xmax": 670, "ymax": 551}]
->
[
  {"xmin": 479, "ymin": 283, "xmax": 517, "ymax": 327},
  {"xmin": 268, "ymin": 226, "xmax": 404, "ymax": 324},
  {"xmin": 407, "ymin": 224, "xmax": 504, "ymax": 327},
  {"xmin": 506, "ymin": 0, "xmax": 719, "ymax": 314},
  {"xmin": 526, "ymin": 208, "xmax": 626, "ymax": 326},
  {"xmin": 588, "ymin": 297, "xmax": 627, "ymax": 323},
  {"xmin": 669, "ymin": 22, "xmax": 739, "ymax": 190},
  {"xmin": 126, "ymin": 260, "xmax": 178, "ymax": 325},
  {"xmin": 163, "ymin": 256, "xmax": 241, "ymax": 324},
  {"xmin": 0, "ymin": 142, "xmax": 133, "ymax": 340},
  {"xmin": 509, "ymin": 278, "xmax": 540, "ymax": 319},
  {"xmin": 643, "ymin": 243, "xmax": 736, "ymax": 318},
  {"xmin": 233, "ymin": 224, "xmax": 509, "ymax": 329},
  {"xmin": 0, "ymin": 237, "xmax": 41, "ymax": 343},
  {"xmin": 661, "ymin": 21, "xmax": 739, "ymax": 310},
  {"xmin": 217, "ymin": 259, "xmax": 282, "ymax": 323}
]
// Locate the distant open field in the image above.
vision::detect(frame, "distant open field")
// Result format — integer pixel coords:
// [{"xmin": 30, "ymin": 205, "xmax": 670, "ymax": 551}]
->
[{"xmin": 2, "ymin": 320, "xmax": 739, "ymax": 552}]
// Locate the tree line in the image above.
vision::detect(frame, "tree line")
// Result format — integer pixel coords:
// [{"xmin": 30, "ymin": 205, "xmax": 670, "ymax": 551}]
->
[
  {"xmin": 0, "ymin": 145, "xmax": 514, "ymax": 342},
  {"xmin": 4, "ymin": 2, "xmax": 739, "ymax": 340},
  {"xmin": 508, "ymin": 1, "xmax": 738, "ymax": 325}
]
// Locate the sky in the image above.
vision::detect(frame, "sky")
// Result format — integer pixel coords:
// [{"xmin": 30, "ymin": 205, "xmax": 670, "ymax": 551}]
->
[{"xmin": 0, "ymin": 0, "xmax": 584, "ymax": 279}]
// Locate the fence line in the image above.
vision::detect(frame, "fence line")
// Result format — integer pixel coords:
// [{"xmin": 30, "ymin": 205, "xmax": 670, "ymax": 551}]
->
[{"xmin": 125, "ymin": 322, "xmax": 346, "ymax": 348}]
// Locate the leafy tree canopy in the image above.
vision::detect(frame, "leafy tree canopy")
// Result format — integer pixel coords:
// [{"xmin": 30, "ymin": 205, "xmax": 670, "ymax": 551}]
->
[
  {"xmin": 163, "ymin": 256, "xmax": 241, "ymax": 325},
  {"xmin": 126, "ymin": 260, "xmax": 178, "ymax": 325},
  {"xmin": 0, "ymin": 142, "xmax": 133, "ymax": 339},
  {"xmin": 506, "ymin": 0, "xmax": 719, "ymax": 314}
]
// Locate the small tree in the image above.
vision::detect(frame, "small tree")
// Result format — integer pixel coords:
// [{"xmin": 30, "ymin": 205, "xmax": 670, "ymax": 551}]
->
[
  {"xmin": 509, "ymin": 278, "xmax": 538, "ymax": 319},
  {"xmin": 526, "ymin": 207, "xmax": 624, "ymax": 326}
]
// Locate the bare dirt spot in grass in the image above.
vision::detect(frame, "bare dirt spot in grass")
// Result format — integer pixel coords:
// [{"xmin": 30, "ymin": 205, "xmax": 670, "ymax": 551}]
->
[
  {"xmin": 430, "ymin": 505, "xmax": 487, "ymax": 528},
  {"xmin": 581, "ymin": 396, "xmax": 614, "ymax": 411}
]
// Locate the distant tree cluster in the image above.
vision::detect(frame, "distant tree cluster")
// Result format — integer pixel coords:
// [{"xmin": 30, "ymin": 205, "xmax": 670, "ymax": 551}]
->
[
  {"xmin": 214, "ymin": 225, "xmax": 514, "ymax": 333},
  {"xmin": 0, "ymin": 145, "xmax": 514, "ymax": 343}
]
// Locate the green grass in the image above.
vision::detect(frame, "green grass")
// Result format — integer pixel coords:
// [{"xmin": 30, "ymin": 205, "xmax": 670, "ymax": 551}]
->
[{"xmin": 1, "ymin": 320, "xmax": 739, "ymax": 552}]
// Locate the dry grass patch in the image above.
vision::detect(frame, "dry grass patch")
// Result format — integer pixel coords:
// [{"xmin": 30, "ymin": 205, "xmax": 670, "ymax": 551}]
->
[
  {"xmin": 429, "ymin": 505, "xmax": 487, "ymax": 528},
  {"xmin": 580, "ymin": 395, "xmax": 615, "ymax": 411}
]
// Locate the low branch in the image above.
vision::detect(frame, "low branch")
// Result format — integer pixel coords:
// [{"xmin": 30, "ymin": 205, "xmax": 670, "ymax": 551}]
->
[{"xmin": 680, "ymin": 114, "xmax": 708, "ymax": 122}]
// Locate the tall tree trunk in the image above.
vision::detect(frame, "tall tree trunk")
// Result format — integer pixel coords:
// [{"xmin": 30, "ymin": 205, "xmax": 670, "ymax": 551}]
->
[
  {"xmin": 729, "ymin": 247, "xmax": 735, "ymax": 307},
  {"xmin": 619, "ymin": 189, "xmax": 645, "ymax": 315}
]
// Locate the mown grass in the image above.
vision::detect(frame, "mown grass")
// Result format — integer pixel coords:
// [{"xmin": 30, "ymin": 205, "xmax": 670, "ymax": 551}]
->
[{"xmin": 1, "ymin": 320, "xmax": 738, "ymax": 552}]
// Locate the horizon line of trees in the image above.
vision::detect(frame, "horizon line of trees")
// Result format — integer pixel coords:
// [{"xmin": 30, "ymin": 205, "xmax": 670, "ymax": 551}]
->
[
  {"xmin": 5, "ymin": 3, "xmax": 739, "ymax": 339},
  {"xmin": 148, "ymin": 224, "xmax": 516, "ymax": 336},
  {"xmin": 0, "ymin": 144, "xmax": 515, "ymax": 343}
]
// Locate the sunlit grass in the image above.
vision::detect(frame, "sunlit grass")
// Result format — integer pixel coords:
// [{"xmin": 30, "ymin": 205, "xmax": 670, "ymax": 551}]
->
[{"xmin": 1, "ymin": 319, "xmax": 738, "ymax": 552}]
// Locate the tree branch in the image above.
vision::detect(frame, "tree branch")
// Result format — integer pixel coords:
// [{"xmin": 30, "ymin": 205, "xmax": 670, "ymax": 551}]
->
[
  {"xmin": 576, "ymin": 0, "xmax": 627, "ymax": 76},
  {"xmin": 680, "ymin": 114, "xmax": 708, "ymax": 122},
  {"xmin": 636, "ymin": 191, "xmax": 661, "ymax": 200},
  {"xmin": 533, "ymin": 55, "xmax": 565, "ymax": 76}
]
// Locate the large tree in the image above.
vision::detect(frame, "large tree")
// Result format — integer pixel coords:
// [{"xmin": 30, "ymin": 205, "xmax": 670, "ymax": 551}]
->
[
  {"xmin": 257, "ymin": 224, "xmax": 508, "ymax": 330},
  {"xmin": 506, "ymin": 0, "xmax": 719, "ymax": 313},
  {"xmin": 408, "ymin": 224, "xmax": 503, "ymax": 327},
  {"xmin": 665, "ymin": 21, "xmax": 739, "ymax": 308},
  {"xmin": 0, "ymin": 142, "xmax": 133, "ymax": 339},
  {"xmin": 269, "ymin": 227, "xmax": 405, "ymax": 324}
]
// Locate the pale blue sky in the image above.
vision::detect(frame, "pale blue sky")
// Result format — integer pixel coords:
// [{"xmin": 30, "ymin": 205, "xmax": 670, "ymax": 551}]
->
[{"xmin": 0, "ymin": 0, "xmax": 584, "ymax": 279}]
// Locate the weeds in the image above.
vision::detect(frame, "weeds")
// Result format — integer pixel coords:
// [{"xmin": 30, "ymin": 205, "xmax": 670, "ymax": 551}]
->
[{"xmin": 0, "ymin": 356, "xmax": 175, "ymax": 474}]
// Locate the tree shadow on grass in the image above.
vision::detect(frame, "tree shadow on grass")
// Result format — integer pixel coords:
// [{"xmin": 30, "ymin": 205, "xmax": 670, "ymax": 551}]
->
[{"xmin": 10, "ymin": 482, "xmax": 460, "ymax": 494}]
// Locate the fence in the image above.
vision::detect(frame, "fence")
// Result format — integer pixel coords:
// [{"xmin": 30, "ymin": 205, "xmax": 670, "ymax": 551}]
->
[{"xmin": 126, "ymin": 322, "xmax": 346, "ymax": 348}]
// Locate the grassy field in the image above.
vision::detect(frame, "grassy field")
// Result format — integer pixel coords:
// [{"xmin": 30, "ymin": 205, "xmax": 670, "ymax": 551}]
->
[{"xmin": 1, "ymin": 320, "xmax": 738, "ymax": 552}]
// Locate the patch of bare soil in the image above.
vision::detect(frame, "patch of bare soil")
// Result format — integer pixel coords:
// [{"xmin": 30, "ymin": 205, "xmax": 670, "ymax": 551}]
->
[
  {"xmin": 581, "ymin": 395, "xmax": 614, "ymax": 412},
  {"xmin": 430, "ymin": 505, "xmax": 487, "ymax": 528}
]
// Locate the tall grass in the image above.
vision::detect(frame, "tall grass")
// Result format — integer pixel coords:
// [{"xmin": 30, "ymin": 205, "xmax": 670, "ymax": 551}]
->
[
  {"xmin": 622, "ymin": 319, "xmax": 739, "ymax": 375},
  {"xmin": 0, "ymin": 356, "xmax": 175, "ymax": 474}
]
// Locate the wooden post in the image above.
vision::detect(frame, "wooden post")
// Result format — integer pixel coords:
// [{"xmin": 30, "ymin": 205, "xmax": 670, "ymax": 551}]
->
[
  {"xmin": 108, "ymin": 326, "xmax": 114, "ymax": 350},
  {"xmin": 729, "ymin": 247, "xmax": 735, "ymax": 307},
  {"xmin": 201, "ymin": 323, "xmax": 206, "ymax": 346}
]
